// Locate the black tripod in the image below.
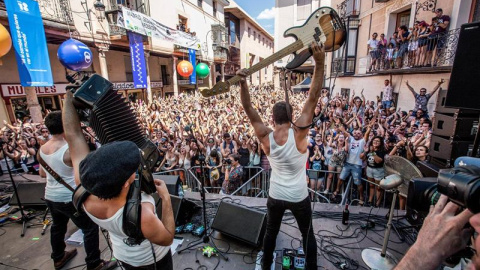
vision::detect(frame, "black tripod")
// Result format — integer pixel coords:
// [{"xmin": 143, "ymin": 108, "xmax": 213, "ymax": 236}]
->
[
  {"xmin": 1, "ymin": 142, "xmax": 32, "ymax": 236},
  {"xmin": 177, "ymin": 127, "xmax": 228, "ymax": 261}
]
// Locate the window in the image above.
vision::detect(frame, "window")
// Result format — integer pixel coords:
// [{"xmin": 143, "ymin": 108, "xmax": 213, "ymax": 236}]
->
[
  {"xmin": 258, "ymin": 34, "xmax": 261, "ymax": 43},
  {"xmin": 248, "ymin": 27, "xmax": 251, "ymax": 37},
  {"xmin": 230, "ymin": 20, "xmax": 236, "ymax": 44},
  {"xmin": 178, "ymin": 16, "xmax": 188, "ymax": 32},
  {"xmin": 262, "ymin": 37, "xmax": 265, "ymax": 44},
  {"xmin": 213, "ymin": 1, "xmax": 217, "ymax": 17},
  {"xmin": 396, "ymin": 10, "xmax": 411, "ymax": 29},
  {"xmin": 253, "ymin": 31, "xmax": 256, "ymax": 40},
  {"xmin": 297, "ymin": 0, "xmax": 312, "ymax": 20},
  {"xmin": 197, "ymin": 0, "xmax": 202, "ymax": 8},
  {"xmin": 161, "ymin": 65, "xmax": 170, "ymax": 85},
  {"xmin": 124, "ymin": 55, "xmax": 133, "ymax": 82}
]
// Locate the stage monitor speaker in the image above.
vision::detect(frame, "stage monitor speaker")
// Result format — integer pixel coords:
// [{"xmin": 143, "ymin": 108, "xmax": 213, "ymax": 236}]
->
[
  {"xmin": 416, "ymin": 160, "xmax": 441, "ymax": 178},
  {"xmin": 406, "ymin": 177, "xmax": 438, "ymax": 228},
  {"xmin": 152, "ymin": 174, "xmax": 182, "ymax": 196},
  {"xmin": 152, "ymin": 194, "xmax": 198, "ymax": 226},
  {"xmin": 211, "ymin": 201, "xmax": 266, "ymax": 247},
  {"xmin": 9, "ymin": 182, "xmax": 46, "ymax": 206},
  {"xmin": 446, "ymin": 22, "xmax": 480, "ymax": 110}
]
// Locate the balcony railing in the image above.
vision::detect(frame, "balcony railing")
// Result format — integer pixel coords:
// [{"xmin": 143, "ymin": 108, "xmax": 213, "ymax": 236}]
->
[
  {"xmin": 337, "ymin": 0, "xmax": 360, "ymax": 19},
  {"xmin": 331, "ymin": 57, "xmax": 356, "ymax": 75},
  {"xmin": 366, "ymin": 28, "xmax": 460, "ymax": 73},
  {"xmin": 109, "ymin": 0, "xmax": 147, "ymax": 14},
  {"xmin": 0, "ymin": 0, "xmax": 73, "ymax": 24}
]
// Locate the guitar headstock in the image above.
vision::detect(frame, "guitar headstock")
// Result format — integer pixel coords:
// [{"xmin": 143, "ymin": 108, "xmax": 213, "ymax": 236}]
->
[{"xmin": 200, "ymin": 81, "xmax": 231, "ymax": 97}]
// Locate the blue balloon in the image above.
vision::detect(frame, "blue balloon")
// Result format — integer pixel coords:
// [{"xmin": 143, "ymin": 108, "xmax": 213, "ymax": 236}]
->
[{"xmin": 57, "ymin": 39, "xmax": 93, "ymax": 71}]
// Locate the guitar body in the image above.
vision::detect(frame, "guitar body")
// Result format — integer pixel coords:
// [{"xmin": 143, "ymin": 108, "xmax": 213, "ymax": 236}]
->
[
  {"xmin": 200, "ymin": 6, "xmax": 345, "ymax": 97},
  {"xmin": 284, "ymin": 7, "xmax": 346, "ymax": 69}
]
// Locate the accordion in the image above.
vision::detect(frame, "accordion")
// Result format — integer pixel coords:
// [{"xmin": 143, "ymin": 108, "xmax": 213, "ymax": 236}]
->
[{"xmin": 71, "ymin": 74, "xmax": 158, "ymax": 194}]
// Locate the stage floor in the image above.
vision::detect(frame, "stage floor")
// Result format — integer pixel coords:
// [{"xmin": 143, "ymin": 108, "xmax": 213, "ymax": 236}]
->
[{"xmin": 0, "ymin": 190, "xmax": 414, "ymax": 270}]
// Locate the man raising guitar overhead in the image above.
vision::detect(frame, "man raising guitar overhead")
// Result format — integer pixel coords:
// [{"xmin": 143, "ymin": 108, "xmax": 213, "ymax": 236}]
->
[{"xmin": 238, "ymin": 42, "xmax": 325, "ymax": 270}]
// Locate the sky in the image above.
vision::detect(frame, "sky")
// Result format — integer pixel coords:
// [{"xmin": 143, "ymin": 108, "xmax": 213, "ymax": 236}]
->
[{"xmin": 234, "ymin": 0, "xmax": 275, "ymax": 35}]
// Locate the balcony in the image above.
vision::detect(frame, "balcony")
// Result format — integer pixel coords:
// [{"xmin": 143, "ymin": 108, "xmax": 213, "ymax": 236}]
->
[
  {"xmin": 337, "ymin": 0, "xmax": 360, "ymax": 19},
  {"xmin": 211, "ymin": 24, "xmax": 228, "ymax": 62},
  {"xmin": 0, "ymin": 0, "xmax": 73, "ymax": 25},
  {"xmin": 368, "ymin": 28, "xmax": 460, "ymax": 75},
  {"xmin": 105, "ymin": 0, "xmax": 148, "ymax": 38},
  {"xmin": 331, "ymin": 57, "xmax": 356, "ymax": 75}
]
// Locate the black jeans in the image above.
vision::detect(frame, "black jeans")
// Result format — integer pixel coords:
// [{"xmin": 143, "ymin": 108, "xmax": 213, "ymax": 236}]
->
[
  {"xmin": 262, "ymin": 196, "xmax": 317, "ymax": 270},
  {"xmin": 45, "ymin": 200, "xmax": 101, "ymax": 269},
  {"xmin": 120, "ymin": 250, "xmax": 173, "ymax": 270}
]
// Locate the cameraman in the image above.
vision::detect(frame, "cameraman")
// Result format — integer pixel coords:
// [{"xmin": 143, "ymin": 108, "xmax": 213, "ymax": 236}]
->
[
  {"xmin": 395, "ymin": 195, "xmax": 475, "ymax": 270},
  {"xmin": 220, "ymin": 154, "xmax": 243, "ymax": 195}
]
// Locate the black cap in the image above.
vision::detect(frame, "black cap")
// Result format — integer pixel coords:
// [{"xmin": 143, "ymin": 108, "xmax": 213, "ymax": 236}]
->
[{"xmin": 80, "ymin": 141, "xmax": 141, "ymax": 199}]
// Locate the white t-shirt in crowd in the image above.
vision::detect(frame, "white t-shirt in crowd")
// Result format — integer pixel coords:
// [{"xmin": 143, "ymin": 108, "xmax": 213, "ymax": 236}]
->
[{"xmin": 346, "ymin": 136, "xmax": 365, "ymax": 166}]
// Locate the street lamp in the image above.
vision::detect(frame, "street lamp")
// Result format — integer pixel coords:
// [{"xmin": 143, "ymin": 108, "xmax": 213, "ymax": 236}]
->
[{"xmin": 93, "ymin": 0, "xmax": 106, "ymax": 12}]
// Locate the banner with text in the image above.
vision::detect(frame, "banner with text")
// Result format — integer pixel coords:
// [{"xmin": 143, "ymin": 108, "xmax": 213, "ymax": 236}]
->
[
  {"xmin": 121, "ymin": 7, "xmax": 201, "ymax": 50},
  {"xmin": 5, "ymin": 0, "xmax": 53, "ymax": 86},
  {"xmin": 128, "ymin": 31, "xmax": 148, "ymax": 89},
  {"xmin": 188, "ymin": 49, "xmax": 196, "ymax": 85}
]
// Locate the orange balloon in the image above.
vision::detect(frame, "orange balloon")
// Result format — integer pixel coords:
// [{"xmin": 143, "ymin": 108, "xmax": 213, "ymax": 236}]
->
[
  {"xmin": 0, "ymin": 23, "xmax": 12, "ymax": 58},
  {"xmin": 177, "ymin": 60, "xmax": 194, "ymax": 77}
]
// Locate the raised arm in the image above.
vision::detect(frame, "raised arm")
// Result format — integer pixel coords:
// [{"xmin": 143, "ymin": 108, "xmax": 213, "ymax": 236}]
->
[
  {"xmin": 63, "ymin": 91, "xmax": 91, "ymax": 186},
  {"xmin": 238, "ymin": 71, "xmax": 271, "ymax": 143},
  {"xmin": 429, "ymin": 79, "xmax": 444, "ymax": 96},
  {"xmin": 295, "ymin": 42, "xmax": 326, "ymax": 135},
  {"xmin": 405, "ymin": 80, "xmax": 416, "ymax": 96}
]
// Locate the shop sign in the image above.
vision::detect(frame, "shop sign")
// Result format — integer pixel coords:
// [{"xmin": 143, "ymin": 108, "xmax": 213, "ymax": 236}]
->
[
  {"xmin": 178, "ymin": 80, "xmax": 203, "ymax": 85},
  {"xmin": 1, "ymin": 84, "xmax": 67, "ymax": 98},
  {"xmin": 112, "ymin": 81, "xmax": 163, "ymax": 90},
  {"xmin": 1, "ymin": 81, "xmax": 164, "ymax": 97}
]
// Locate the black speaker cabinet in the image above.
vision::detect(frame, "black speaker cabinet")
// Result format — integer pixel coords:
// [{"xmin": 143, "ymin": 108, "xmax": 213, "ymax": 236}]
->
[
  {"xmin": 406, "ymin": 177, "xmax": 438, "ymax": 228},
  {"xmin": 152, "ymin": 174, "xmax": 182, "ymax": 196},
  {"xmin": 435, "ymin": 90, "xmax": 479, "ymax": 115},
  {"xmin": 432, "ymin": 113, "xmax": 478, "ymax": 140},
  {"xmin": 416, "ymin": 160, "xmax": 441, "ymax": 178},
  {"xmin": 152, "ymin": 194, "xmax": 198, "ymax": 226},
  {"xmin": 429, "ymin": 135, "xmax": 477, "ymax": 166},
  {"xmin": 446, "ymin": 22, "xmax": 480, "ymax": 111},
  {"xmin": 211, "ymin": 201, "xmax": 266, "ymax": 247},
  {"xmin": 9, "ymin": 182, "xmax": 46, "ymax": 206}
]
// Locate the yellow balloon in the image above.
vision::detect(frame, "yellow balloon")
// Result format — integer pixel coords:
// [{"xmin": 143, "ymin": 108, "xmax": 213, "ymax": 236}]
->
[{"xmin": 0, "ymin": 23, "xmax": 12, "ymax": 58}]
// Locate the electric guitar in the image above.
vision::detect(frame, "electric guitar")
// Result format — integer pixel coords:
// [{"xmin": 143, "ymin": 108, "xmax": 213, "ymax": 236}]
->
[{"xmin": 200, "ymin": 6, "xmax": 346, "ymax": 97}]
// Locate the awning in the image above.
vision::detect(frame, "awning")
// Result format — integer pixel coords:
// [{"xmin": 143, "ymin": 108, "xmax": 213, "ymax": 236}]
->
[{"xmin": 292, "ymin": 76, "xmax": 311, "ymax": 93}]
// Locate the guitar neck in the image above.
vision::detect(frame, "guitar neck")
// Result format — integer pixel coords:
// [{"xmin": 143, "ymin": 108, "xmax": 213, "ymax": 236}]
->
[{"xmin": 227, "ymin": 40, "xmax": 304, "ymax": 85}]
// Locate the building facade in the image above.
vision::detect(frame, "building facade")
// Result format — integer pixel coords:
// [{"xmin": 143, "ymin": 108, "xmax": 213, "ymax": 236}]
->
[
  {"xmin": 224, "ymin": 0, "xmax": 275, "ymax": 86},
  {"xmin": 0, "ymin": 0, "xmax": 230, "ymax": 123},
  {"xmin": 275, "ymin": 0, "xmax": 480, "ymax": 113}
]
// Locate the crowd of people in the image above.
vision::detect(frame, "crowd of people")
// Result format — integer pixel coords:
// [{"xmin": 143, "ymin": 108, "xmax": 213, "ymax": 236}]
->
[
  {"xmin": 0, "ymin": 75, "xmax": 444, "ymax": 207},
  {"xmin": 367, "ymin": 8, "xmax": 450, "ymax": 71}
]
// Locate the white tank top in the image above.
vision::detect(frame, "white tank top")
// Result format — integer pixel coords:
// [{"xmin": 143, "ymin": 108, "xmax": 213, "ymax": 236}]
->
[
  {"xmin": 267, "ymin": 128, "xmax": 308, "ymax": 202},
  {"xmin": 84, "ymin": 193, "xmax": 170, "ymax": 267},
  {"xmin": 41, "ymin": 143, "xmax": 76, "ymax": 202}
]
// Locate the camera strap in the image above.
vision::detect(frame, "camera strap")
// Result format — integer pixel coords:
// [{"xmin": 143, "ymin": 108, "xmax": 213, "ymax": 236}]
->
[{"xmin": 37, "ymin": 152, "xmax": 75, "ymax": 192}]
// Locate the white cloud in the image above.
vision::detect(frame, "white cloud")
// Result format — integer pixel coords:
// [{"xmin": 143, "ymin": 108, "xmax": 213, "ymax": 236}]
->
[
  {"xmin": 263, "ymin": 24, "xmax": 273, "ymax": 28},
  {"xmin": 257, "ymin": 7, "xmax": 275, "ymax": 20}
]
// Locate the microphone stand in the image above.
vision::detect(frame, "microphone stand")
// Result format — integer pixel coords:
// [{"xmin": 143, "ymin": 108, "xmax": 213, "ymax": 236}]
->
[
  {"xmin": 1, "ymin": 140, "xmax": 32, "ymax": 237},
  {"xmin": 177, "ymin": 126, "xmax": 228, "ymax": 261}
]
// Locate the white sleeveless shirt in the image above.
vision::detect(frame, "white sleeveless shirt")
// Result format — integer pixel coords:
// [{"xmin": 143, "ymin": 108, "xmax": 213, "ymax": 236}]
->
[
  {"xmin": 267, "ymin": 128, "xmax": 308, "ymax": 202},
  {"xmin": 84, "ymin": 193, "xmax": 170, "ymax": 267},
  {"xmin": 41, "ymin": 143, "xmax": 76, "ymax": 202}
]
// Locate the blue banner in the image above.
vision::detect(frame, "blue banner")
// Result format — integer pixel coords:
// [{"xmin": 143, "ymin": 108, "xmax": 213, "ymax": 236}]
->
[
  {"xmin": 188, "ymin": 48, "xmax": 196, "ymax": 85},
  {"xmin": 128, "ymin": 31, "xmax": 147, "ymax": 89},
  {"xmin": 5, "ymin": 0, "xmax": 53, "ymax": 86}
]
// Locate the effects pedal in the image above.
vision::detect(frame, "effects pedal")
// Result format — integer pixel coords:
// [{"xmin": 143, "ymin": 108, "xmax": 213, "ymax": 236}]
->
[
  {"xmin": 192, "ymin": 225, "xmax": 205, "ymax": 236},
  {"xmin": 183, "ymin": 223, "xmax": 194, "ymax": 233},
  {"xmin": 282, "ymin": 248, "xmax": 306, "ymax": 270}
]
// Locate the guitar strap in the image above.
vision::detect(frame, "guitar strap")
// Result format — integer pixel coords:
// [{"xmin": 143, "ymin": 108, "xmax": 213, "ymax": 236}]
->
[{"xmin": 37, "ymin": 152, "xmax": 75, "ymax": 192}]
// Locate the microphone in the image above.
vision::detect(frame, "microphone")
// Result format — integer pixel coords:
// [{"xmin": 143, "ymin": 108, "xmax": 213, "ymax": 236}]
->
[{"xmin": 379, "ymin": 174, "xmax": 403, "ymax": 190}]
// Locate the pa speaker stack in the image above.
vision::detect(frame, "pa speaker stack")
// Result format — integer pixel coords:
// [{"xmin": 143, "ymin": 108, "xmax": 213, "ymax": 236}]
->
[{"xmin": 430, "ymin": 22, "xmax": 480, "ymax": 167}]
